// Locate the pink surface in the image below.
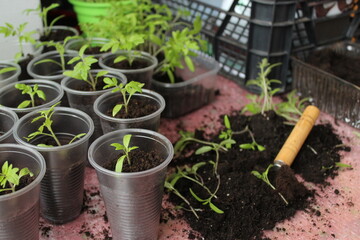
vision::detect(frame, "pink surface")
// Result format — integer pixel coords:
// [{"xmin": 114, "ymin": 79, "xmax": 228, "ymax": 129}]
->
[{"xmin": 39, "ymin": 76, "xmax": 360, "ymax": 239}]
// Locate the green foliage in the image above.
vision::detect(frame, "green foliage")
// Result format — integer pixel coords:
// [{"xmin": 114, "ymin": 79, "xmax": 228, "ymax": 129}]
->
[
  {"xmin": 335, "ymin": 162, "xmax": 353, "ymax": 169},
  {"xmin": 165, "ymin": 161, "xmax": 223, "ymax": 218},
  {"xmin": 82, "ymin": 0, "xmax": 205, "ymax": 83},
  {"xmin": 0, "ymin": 22, "xmax": 37, "ymax": 61},
  {"xmin": 218, "ymin": 115, "xmax": 235, "ymax": 149},
  {"xmin": 103, "ymin": 80, "xmax": 144, "ymax": 116},
  {"xmin": 242, "ymin": 58, "xmax": 281, "ymax": 115},
  {"xmin": 24, "ymin": 3, "xmax": 64, "ymax": 37},
  {"xmin": 24, "ymin": 102, "xmax": 86, "ymax": 147},
  {"xmin": 15, "ymin": 83, "xmax": 46, "ymax": 108},
  {"xmin": 251, "ymin": 164, "xmax": 288, "ymax": 205},
  {"xmin": 110, "ymin": 134, "xmax": 139, "ymax": 173},
  {"xmin": 36, "ymin": 36, "xmax": 80, "ymax": 71},
  {"xmin": 155, "ymin": 19, "xmax": 205, "ymax": 83},
  {"xmin": 63, "ymin": 44, "xmax": 108, "ymax": 91},
  {"xmin": 276, "ymin": 90, "xmax": 310, "ymax": 125},
  {"xmin": 0, "ymin": 161, "xmax": 34, "ymax": 193},
  {"xmin": 100, "ymin": 34, "xmax": 145, "ymax": 65},
  {"xmin": 0, "ymin": 66, "xmax": 17, "ymax": 75}
]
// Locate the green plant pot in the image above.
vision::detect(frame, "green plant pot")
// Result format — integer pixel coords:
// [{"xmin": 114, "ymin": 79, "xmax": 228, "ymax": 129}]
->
[{"xmin": 69, "ymin": 0, "xmax": 135, "ymax": 24}]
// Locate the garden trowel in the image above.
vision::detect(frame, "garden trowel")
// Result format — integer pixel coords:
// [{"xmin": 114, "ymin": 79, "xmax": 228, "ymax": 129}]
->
[
  {"xmin": 272, "ymin": 105, "xmax": 320, "ymax": 201},
  {"xmin": 274, "ymin": 105, "xmax": 320, "ymax": 169}
]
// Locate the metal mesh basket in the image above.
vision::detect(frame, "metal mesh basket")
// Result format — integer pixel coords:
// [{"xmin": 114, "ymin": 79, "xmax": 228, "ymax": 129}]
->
[
  {"xmin": 156, "ymin": 0, "xmax": 360, "ymax": 88},
  {"xmin": 292, "ymin": 41, "xmax": 360, "ymax": 129}
]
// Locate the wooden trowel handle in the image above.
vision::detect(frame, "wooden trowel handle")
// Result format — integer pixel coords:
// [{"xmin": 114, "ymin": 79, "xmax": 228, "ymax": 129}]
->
[{"xmin": 274, "ymin": 105, "xmax": 320, "ymax": 167}]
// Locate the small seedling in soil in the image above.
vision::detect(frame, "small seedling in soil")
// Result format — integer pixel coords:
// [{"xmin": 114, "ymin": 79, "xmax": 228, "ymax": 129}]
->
[
  {"xmin": 15, "ymin": 83, "xmax": 46, "ymax": 108},
  {"xmin": 0, "ymin": 161, "xmax": 33, "ymax": 193},
  {"xmin": 24, "ymin": 3, "xmax": 64, "ymax": 38},
  {"xmin": 110, "ymin": 134, "xmax": 139, "ymax": 173},
  {"xmin": 36, "ymin": 36, "xmax": 79, "ymax": 71},
  {"xmin": 238, "ymin": 126, "xmax": 266, "ymax": 152},
  {"xmin": 103, "ymin": 80, "xmax": 144, "ymax": 116},
  {"xmin": 0, "ymin": 66, "xmax": 17, "ymax": 75},
  {"xmin": 219, "ymin": 115, "xmax": 265, "ymax": 151},
  {"xmin": 276, "ymin": 90, "xmax": 310, "ymax": 125},
  {"xmin": 218, "ymin": 115, "xmax": 235, "ymax": 149},
  {"xmin": 335, "ymin": 162, "xmax": 353, "ymax": 169},
  {"xmin": 0, "ymin": 22, "xmax": 37, "ymax": 61},
  {"xmin": 165, "ymin": 161, "xmax": 223, "ymax": 218},
  {"xmin": 175, "ymin": 130, "xmax": 233, "ymax": 173},
  {"xmin": 251, "ymin": 164, "xmax": 288, "ymax": 205},
  {"xmin": 322, "ymin": 162, "xmax": 353, "ymax": 172},
  {"xmin": 63, "ymin": 44, "xmax": 108, "ymax": 91},
  {"xmin": 100, "ymin": 34, "xmax": 145, "ymax": 66},
  {"xmin": 242, "ymin": 58, "xmax": 281, "ymax": 115},
  {"xmin": 24, "ymin": 102, "xmax": 86, "ymax": 147}
]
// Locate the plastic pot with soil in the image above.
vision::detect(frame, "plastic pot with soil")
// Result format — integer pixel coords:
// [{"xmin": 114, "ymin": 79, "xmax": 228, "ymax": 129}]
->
[
  {"xmin": 93, "ymin": 86, "xmax": 165, "ymax": 133},
  {"xmin": 88, "ymin": 128, "xmax": 174, "ymax": 240},
  {"xmin": 61, "ymin": 69, "xmax": 127, "ymax": 143},
  {"xmin": 99, "ymin": 50, "xmax": 157, "ymax": 89},
  {"xmin": 0, "ymin": 143, "xmax": 46, "ymax": 240},
  {"xmin": 0, "ymin": 107, "xmax": 19, "ymax": 144},
  {"xmin": 151, "ymin": 52, "xmax": 220, "ymax": 118},
  {"xmin": 0, "ymin": 79, "xmax": 64, "ymax": 118},
  {"xmin": 0, "ymin": 61, "xmax": 21, "ymax": 88},
  {"xmin": 65, "ymin": 37, "xmax": 110, "ymax": 61},
  {"xmin": 13, "ymin": 105, "xmax": 94, "ymax": 224}
]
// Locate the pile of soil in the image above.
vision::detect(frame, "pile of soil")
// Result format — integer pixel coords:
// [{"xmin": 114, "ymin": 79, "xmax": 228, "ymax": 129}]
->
[
  {"xmin": 166, "ymin": 110, "xmax": 350, "ymax": 240},
  {"xmin": 306, "ymin": 48, "xmax": 360, "ymax": 87}
]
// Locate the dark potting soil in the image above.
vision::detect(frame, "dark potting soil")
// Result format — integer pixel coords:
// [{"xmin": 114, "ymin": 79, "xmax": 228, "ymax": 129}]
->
[
  {"xmin": 103, "ymin": 149, "xmax": 164, "ymax": 172},
  {"xmin": 306, "ymin": 48, "xmax": 360, "ymax": 87},
  {"xmin": 39, "ymin": 28, "xmax": 75, "ymax": 43},
  {"xmin": 108, "ymin": 58, "xmax": 151, "ymax": 70},
  {"xmin": 0, "ymin": 174, "xmax": 35, "ymax": 196},
  {"xmin": 106, "ymin": 98, "xmax": 159, "ymax": 119},
  {"xmin": 74, "ymin": 76, "xmax": 107, "ymax": 92},
  {"xmin": 166, "ymin": 110, "xmax": 350, "ymax": 240},
  {"xmin": 84, "ymin": 46, "xmax": 105, "ymax": 55},
  {"xmin": 18, "ymin": 55, "xmax": 35, "ymax": 81}
]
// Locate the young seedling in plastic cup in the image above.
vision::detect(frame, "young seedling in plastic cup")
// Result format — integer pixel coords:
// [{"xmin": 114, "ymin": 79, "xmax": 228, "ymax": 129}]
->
[
  {"xmin": 110, "ymin": 134, "xmax": 139, "ymax": 173},
  {"xmin": 15, "ymin": 83, "xmax": 46, "ymax": 108},
  {"xmin": 0, "ymin": 161, "xmax": 33, "ymax": 193}
]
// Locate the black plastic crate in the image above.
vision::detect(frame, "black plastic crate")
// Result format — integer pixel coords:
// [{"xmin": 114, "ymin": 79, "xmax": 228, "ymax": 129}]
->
[
  {"xmin": 156, "ymin": 0, "xmax": 360, "ymax": 90},
  {"xmin": 246, "ymin": 0, "xmax": 297, "ymax": 93}
]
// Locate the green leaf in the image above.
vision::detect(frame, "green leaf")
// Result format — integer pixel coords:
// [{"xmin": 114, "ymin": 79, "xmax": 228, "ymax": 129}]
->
[
  {"xmin": 17, "ymin": 100, "xmax": 31, "ymax": 109},
  {"xmin": 114, "ymin": 55, "xmax": 127, "ymax": 63},
  {"xmin": 112, "ymin": 104, "xmax": 123, "ymax": 116},
  {"xmin": 251, "ymin": 170, "xmax": 262, "ymax": 179},
  {"xmin": 123, "ymin": 134, "xmax": 132, "ymax": 148},
  {"xmin": 36, "ymin": 90, "xmax": 46, "ymax": 101},
  {"xmin": 224, "ymin": 115, "xmax": 231, "ymax": 129},
  {"xmin": 184, "ymin": 56, "xmax": 195, "ymax": 72},
  {"xmin": 111, "ymin": 143, "xmax": 125, "ymax": 151},
  {"xmin": 189, "ymin": 188, "xmax": 205, "ymax": 202},
  {"xmin": 239, "ymin": 143, "xmax": 254, "ymax": 150},
  {"xmin": 209, "ymin": 202, "xmax": 224, "ymax": 214},
  {"xmin": 335, "ymin": 162, "xmax": 352, "ymax": 168},
  {"xmin": 19, "ymin": 168, "xmax": 33, "ymax": 178},
  {"xmin": 115, "ymin": 155, "xmax": 126, "ymax": 173},
  {"xmin": 256, "ymin": 144, "xmax": 266, "ymax": 151},
  {"xmin": 0, "ymin": 66, "xmax": 16, "ymax": 74},
  {"xmin": 195, "ymin": 146, "xmax": 213, "ymax": 155}
]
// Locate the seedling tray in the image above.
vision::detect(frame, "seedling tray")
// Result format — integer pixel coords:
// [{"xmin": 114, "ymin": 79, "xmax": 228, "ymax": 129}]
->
[{"xmin": 291, "ymin": 41, "xmax": 360, "ymax": 129}]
